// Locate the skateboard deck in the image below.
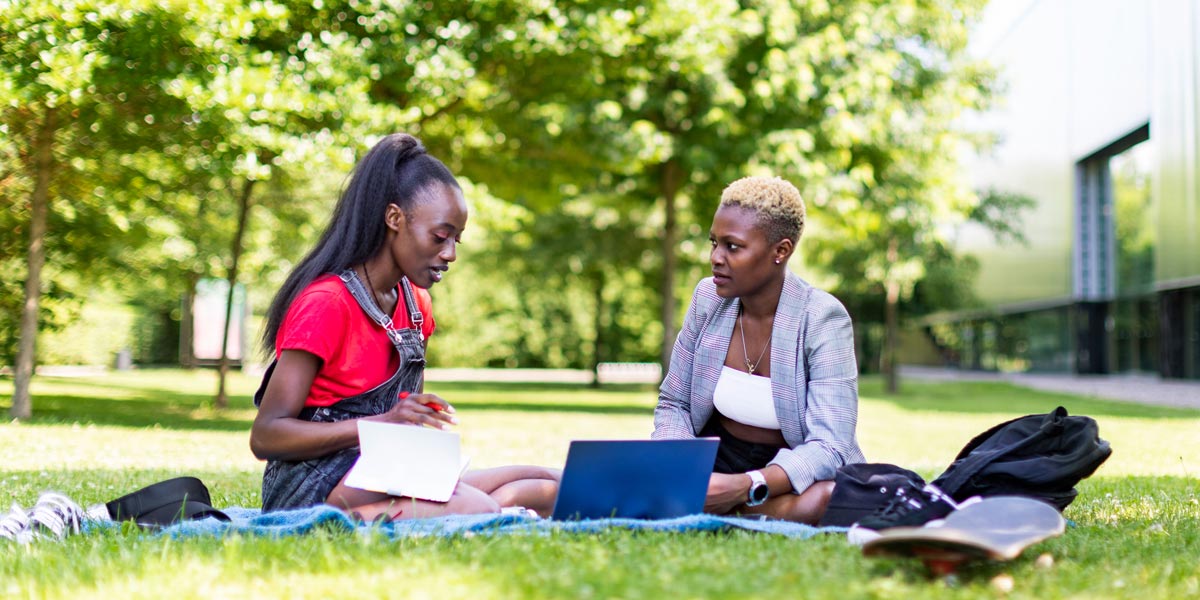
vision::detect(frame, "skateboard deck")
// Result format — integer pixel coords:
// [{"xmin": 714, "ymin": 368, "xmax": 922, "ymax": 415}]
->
[{"xmin": 862, "ymin": 496, "xmax": 1066, "ymax": 575}]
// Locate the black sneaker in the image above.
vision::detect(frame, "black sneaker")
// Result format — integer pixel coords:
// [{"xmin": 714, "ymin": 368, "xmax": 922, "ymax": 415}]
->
[{"xmin": 847, "ymin": 483, "xmax": 965, "ymax": 545}]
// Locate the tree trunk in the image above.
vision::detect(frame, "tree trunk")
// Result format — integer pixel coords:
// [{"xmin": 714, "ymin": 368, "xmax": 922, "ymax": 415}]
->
[
  {"xmin": 589, "ymin": 272, "xmax": 605, "ymax": 388},
  {"xmin": 179, "ymin": 272, "xmax": 200, "ymax": 369},
  {"xmin": 11, "ymin": 109, "xmax": 57, "ymax": 420},
  {"xmin": 180, "ymin": 190, "xmax": 210, "ymax": 369},
  {"xmin": 658, "ymin": 158, "xmax": 683, "ymax": 375},
  {"xmin": 215, "ymin": 178, "xmax": 256, "ymax": 409},
  {"xmin": 883, "ymin": 239, "xmax": 901, "ymax": 394}
]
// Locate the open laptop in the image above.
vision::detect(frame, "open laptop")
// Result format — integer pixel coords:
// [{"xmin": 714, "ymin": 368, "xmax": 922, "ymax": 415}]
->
[{"xmin": 550, "ymin": 439, "xmax": 719, "ymax": 520}]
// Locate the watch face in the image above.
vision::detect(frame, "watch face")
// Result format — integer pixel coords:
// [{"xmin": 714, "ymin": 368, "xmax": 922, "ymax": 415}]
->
[
  {"xmin": 749, "ymin": 482, "xmax": 769, "ymax": 505},
  {"xmin": 748, "ymin": 484, "xmax": 768, "ymax": 504}
]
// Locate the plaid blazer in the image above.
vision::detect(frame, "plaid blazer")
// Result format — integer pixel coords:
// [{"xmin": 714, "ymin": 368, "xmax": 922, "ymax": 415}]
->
[{"xmin": 653, "ymin": 271, "xmax": 866, "ymax": 494}]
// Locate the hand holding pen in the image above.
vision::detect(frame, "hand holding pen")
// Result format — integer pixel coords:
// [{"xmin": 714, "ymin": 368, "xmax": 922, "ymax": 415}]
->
[{"xmin": 387, "ymin": 390, "xmax": 458, "ymax": 429}]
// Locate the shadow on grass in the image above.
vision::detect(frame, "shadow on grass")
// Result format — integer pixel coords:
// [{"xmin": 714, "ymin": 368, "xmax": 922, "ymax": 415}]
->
[
  {"xmin": 427, "ymin": 381, "xmax": 658, "ymax": 394},
  {"xmin": 449, "ymin": 401, "xmax": 653, "ymax": 415},
  {"xmin": 425, "ymin": 381, "xmax": 657, "ymax": 415},
  {"xmin": 1, "ymin": 379, "xmax": 654, "ymax": 431},
  {"xmin": 15, "ymin": 372, "xmax": 1193, "ymax": 434},
  {"xmin": 861, "ymin": 377, "xmax": 1200, "ymax": 420},
  {"xmin": 1, "ymin": 394, "xmax": 254, "ymax": 431},
  {"xmin": 27, "ymin": 377, "xmax": 262, "ymax": 406},
  {"xmin": 1, "ymin": 467, "xmax": 264, "ymax": 507}
]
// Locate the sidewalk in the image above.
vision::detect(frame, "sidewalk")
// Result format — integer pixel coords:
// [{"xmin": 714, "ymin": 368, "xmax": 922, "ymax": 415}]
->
[{"xmin": 899, "ymin": 366, "xmax": 1200, "ymax": 410}]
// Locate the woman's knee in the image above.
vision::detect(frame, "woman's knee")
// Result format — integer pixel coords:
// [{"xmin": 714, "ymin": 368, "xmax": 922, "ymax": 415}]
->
[
  {"xmin": 808, "ymin": 480, "xmax": 835, "ymax": 503},
  {"xmin": 448, "ymin": 483, "xmax": 501, "ymax": 514},
  {"xmin": 490, "ymin": 477, "xmax": 559, "ymax": 507},
  {"xmin": 491, "ymin": 465, "xmax": 562, "ymax": 482},
  {"xmin": 773, "ymin": 480, "xmax": 835, "ymax": 525},
  {"xmin": 798, "ymin": 480, "xmax": 835, "ymax": 523}
]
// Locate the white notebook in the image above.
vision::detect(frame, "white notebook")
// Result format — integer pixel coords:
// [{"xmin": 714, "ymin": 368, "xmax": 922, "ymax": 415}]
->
[{"xmin": 344, "ymin": 420, "xmax": 470, "ymax": 502}]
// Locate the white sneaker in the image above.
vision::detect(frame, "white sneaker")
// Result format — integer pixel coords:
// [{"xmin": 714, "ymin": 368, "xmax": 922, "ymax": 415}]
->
[
  {"xmin": 923, "ymin": 495, "xmax": 983, "ymax": 528},
  {"xmin": 85, "ymin": 503, "xmax": 113, "ymax": 522},
  {"xmin": 28, "ymin": 492, "xmax": 85, "ymax": 540},
  {"xmin": 499, "ymin": 506, "xmax": 540, "ymax": 519},
  {"xmin": 0, "ymin": 502, "xmax": 34, "ymax": 544}
]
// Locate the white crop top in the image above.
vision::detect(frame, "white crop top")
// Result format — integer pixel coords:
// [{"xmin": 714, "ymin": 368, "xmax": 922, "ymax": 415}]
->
[{"xmin": 712, "ymin": 366, "xmax": 780, "ymax": 430}]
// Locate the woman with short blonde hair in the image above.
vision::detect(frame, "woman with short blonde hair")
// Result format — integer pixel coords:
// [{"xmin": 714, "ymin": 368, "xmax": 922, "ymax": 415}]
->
[{"xmin": 654, "ymin": 175, "xmax": 864, "ymax": 524}]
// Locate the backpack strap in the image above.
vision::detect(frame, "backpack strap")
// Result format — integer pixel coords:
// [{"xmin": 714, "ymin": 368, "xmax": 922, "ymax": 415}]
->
[
  {"xmin": 931, "ymin": 406, "xmax": 1069, "ymax": 497},
  {"xmin": 951, "ymin": 405, "xmax": 1068, "ymax": 460}
]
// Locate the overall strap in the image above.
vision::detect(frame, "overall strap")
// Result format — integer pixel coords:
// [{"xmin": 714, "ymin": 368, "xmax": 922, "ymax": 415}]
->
[
  {"xmin": 397, "ymin": 276, "xmax": 424, "ymax": 334},
  {"xmin": 262, "ymin": 272, "xmax": 426, "ymax": 422},
  {"xmin": 338, "ymin": 270, "xmax": 424, "ymax": 337}
]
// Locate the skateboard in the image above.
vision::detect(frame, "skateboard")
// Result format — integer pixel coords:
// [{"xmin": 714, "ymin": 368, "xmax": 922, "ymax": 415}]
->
[{"xmin": 861, "ymin": 495, "xmax": 1066, "ymax": 575}]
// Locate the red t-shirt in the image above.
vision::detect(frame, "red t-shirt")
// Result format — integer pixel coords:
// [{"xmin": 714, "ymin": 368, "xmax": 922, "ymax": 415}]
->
[{"xmin": 276, "ymin": 274, "xmax": 436, "ymax": 407}]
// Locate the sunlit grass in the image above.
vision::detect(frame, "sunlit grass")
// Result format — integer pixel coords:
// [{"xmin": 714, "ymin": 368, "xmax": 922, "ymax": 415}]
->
[{"xmin": 1, "ymin": 370, "xmax": 1198, "ymax": 599}]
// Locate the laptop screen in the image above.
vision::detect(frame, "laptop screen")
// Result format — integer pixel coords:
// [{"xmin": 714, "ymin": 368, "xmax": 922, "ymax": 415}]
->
[{"xmin": 550, "ymin": 439, "xmax": 719, "ymax": 520}]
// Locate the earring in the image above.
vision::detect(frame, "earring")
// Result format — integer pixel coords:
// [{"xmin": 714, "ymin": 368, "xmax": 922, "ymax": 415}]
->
[{"xmin": 774, "ymin": 259, "xmax": 781, "ymax": 264}]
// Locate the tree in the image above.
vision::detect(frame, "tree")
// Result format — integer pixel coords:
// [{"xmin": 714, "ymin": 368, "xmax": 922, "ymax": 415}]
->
[
  {"xmin": 167, "ymin": 3, "xmax": 376, "ymax": 407},
  {"xmin": 0, "ymin": 0, "xmax": 210, "ymax": 418},
  {"xmin": 728, "ymin": 0, "xmax": 1003, "ymax": 393},
  {"xmin": 246, "ymin": 1, "xmax": 668, "ymax": 373},
  {"xmin": 1, "ymin": 1, "xmax": 371, "ymax": 413},
  {"xmin": 430, "ymin": 183, "xmax": 661, "ymax": 374},
  {"xmin": 388, "ymin": 1, "xmax": 766, "ymax": 372},
  {"xmin": 397, "ymin": 0, "xmax": 1009, "ymax": 382},
  {"xmin": 1, "ymin": 0, "xmax": 1020, "ymax": 398}
]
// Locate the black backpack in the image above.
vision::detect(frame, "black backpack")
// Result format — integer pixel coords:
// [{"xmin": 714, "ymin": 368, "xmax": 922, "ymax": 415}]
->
[
  {"xmin": 106, "ymin": 477, "xmax": 230, "ymax": 528},
  {"xmin": 930, "ymin": 406, "xmax": 1112, "ymax": 510}
]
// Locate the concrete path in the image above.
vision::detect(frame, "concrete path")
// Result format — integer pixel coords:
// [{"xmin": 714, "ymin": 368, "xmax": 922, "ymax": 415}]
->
[{"xmin": 900, "ymin": 366, "xmax": 1200, "ymax": 410}]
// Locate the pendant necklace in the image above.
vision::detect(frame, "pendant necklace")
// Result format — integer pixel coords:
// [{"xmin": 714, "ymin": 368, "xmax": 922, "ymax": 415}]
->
[{"xmin": 738, "ymin": 306, "xmax": 772, "ymax": 375}]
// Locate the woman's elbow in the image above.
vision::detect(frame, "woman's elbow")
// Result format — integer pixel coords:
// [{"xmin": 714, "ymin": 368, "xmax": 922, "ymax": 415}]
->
[
  {"xmin": 249, "ymin": 433, "xmax": 269, "ymax": 461},
  {"xmin": 249, "ymin": 424, "xmax": 282, "ymax": 461}
]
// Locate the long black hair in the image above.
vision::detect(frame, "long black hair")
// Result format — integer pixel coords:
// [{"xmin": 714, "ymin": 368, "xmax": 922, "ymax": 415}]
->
[{"xmin": 262, "ymin": 133, "xmax": 460, "ymax": 354}]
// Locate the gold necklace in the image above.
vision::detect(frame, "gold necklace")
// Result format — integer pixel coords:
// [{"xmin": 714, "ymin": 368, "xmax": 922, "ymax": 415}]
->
[{"xmin": 738, "ymin": 307, "xmax": 772, "ymax": 374}]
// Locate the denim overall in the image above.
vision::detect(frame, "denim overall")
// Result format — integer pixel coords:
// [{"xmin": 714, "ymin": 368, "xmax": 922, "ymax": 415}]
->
[{"xmin": 255, "ymin": 270, "xmax": 427, "ymax": 512}]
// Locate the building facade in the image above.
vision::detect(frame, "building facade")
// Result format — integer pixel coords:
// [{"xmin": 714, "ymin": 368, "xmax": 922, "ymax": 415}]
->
[{"xmin": 933, "ymin": 0, "xmax": 1200, "ymax": 379}]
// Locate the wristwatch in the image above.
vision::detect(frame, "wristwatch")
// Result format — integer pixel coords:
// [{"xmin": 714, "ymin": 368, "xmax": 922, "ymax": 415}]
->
[{"xmin": 746, "ymin": 470, "xmax": 769, "ymax": 506}]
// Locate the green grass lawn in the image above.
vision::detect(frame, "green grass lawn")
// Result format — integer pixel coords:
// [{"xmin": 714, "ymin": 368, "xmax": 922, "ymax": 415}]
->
[{"xmin": 1, "ymin": 370, "xmax": 1197, "ymax": 599}]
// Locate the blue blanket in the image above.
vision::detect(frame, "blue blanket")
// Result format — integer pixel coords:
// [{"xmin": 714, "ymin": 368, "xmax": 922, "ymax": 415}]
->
[{"xmin": 91, "ymin": 506, "xmax": 843, "ymax": 539}]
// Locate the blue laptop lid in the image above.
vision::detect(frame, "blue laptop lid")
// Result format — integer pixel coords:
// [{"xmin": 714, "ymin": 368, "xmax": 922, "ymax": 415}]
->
[{"xmin": 550, "ymin": 439, "xmax": 719, "ymax": 521}]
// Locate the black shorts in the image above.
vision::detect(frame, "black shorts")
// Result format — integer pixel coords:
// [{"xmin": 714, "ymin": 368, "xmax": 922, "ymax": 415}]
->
[{"xmin": 699, "ymin": 416, "xmax": 785, "ymax": 474}]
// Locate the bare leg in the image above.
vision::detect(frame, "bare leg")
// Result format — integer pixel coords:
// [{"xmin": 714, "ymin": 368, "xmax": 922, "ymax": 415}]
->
[
  {"xmin": 489, "ymin": 479, "xmax": 560, "ymax": 517},
  {"xmin": 462, "ymin": 466, "xmax": 561, "ymax": 517},
  {"xmin": 326, "ymin": 478, "xmax": 499, "ymax": 522},
  {"xmin": 736, "ymin": 480, "xmax": 835, "ymax": 525},
  {"xmin": 461, "ymin": 466, "xmax": 562, "ymax": 493}
]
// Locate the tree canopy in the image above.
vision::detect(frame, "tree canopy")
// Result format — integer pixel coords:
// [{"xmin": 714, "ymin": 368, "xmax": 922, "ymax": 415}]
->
[{"xmin": 2, "ymin": 0, "xmax": 1018, "ymax": 415}]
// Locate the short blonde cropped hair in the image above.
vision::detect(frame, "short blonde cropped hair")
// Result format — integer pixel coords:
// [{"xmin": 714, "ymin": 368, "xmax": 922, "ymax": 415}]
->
[{"xmin": 719, "ymin": 176, "xmax": 806, "ymax": 243}]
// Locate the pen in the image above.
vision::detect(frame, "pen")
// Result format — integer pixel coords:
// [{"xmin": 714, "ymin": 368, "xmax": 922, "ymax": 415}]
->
[{"xmin": 400, "ymin": 391, "xmax": 443, "ymax": 412}]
